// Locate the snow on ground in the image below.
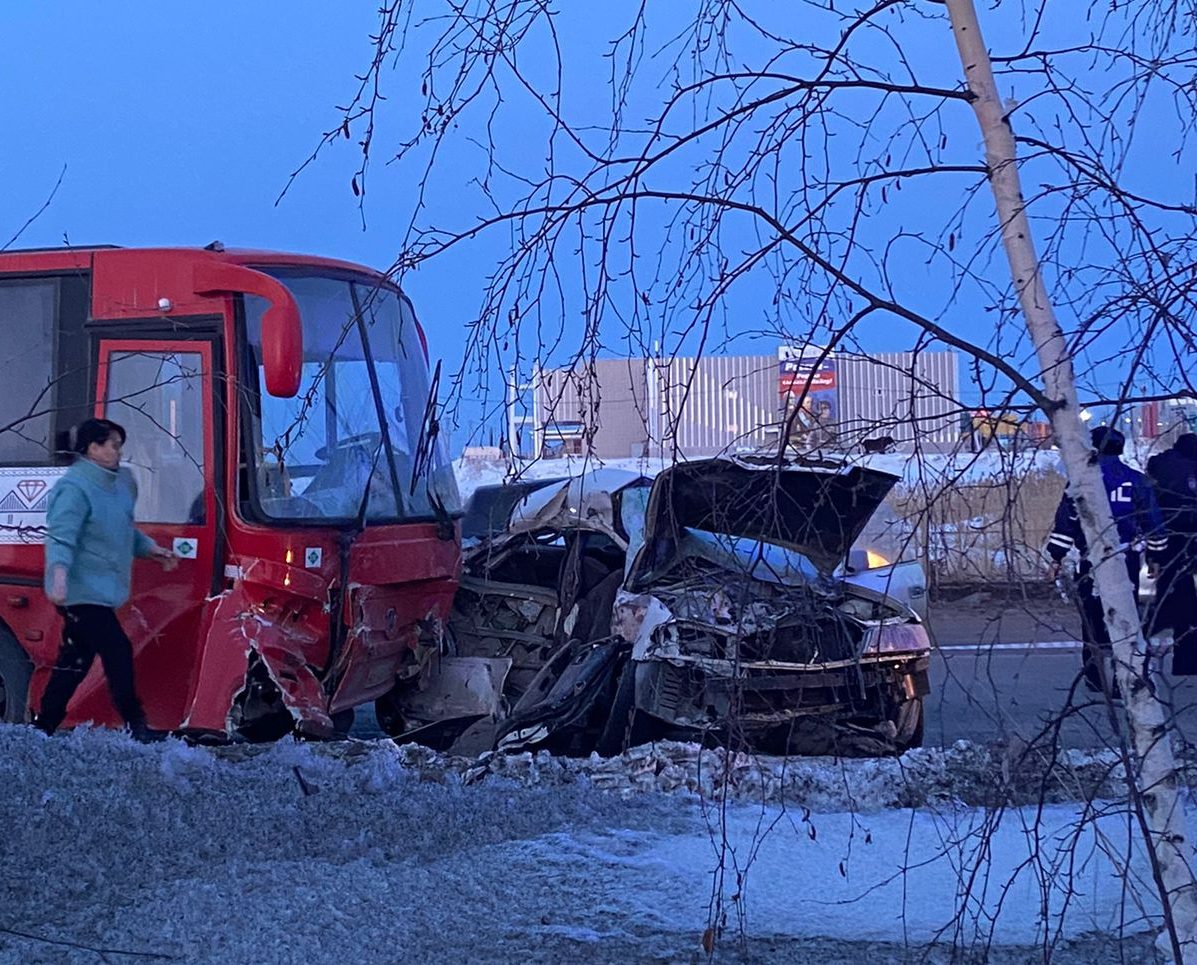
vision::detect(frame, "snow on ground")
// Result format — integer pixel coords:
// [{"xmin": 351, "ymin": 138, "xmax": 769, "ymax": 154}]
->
[{"xmin": 0, "ymin": 725, "xmax": 1171, "ymax": 963}]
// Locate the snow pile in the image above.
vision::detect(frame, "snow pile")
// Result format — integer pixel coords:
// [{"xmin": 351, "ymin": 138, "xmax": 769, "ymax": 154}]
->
[
  {"xmin": 0, "ymin": 725, "xmax": 1168, "ymax": 962},
  {"xmin": 204, "ymin": 735, "xmax": 1132, "ymax": 811},
  {"xmin": 375, "ymin": 739, "xmax": 1129, "ymax": 811}
]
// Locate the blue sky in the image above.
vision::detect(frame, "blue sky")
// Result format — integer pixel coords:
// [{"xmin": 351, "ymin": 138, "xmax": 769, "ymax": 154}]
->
[
  {"xmin": 3, "ymin": 3, "xmax": 1192, "ymax": 444},
  {"xmin": 1, "ymin": 5, "xmax": 386, "ymax": 261},
  {"xmin": 1, "ymin": 3, "xmax": 512, "ymax": 439}
]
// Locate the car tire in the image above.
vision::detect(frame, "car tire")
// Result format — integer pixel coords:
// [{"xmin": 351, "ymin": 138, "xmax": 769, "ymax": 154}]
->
[
  {"xmin": 595, "ymin": 661, "xmax": 643, "ymax": 757},
  {"xmin": 893, "ymin": 696, "xmax": 924, "ymax": 752},
  {"xmin": 374, "ymin": 689, "xmax": 406, "ymax": 738},
  {"xmin": 0, "ymin": 628, "xmax": 33, "ymax": 724}
]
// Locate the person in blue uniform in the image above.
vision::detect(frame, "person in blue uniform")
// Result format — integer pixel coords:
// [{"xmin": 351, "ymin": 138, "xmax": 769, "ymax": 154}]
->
[
  {"xmin": 1146, "ymin": 433, "xmax": 1197, "ymax": 675},
  {"xmin": 1046, "ymin": 426, "xmax": 1166, "ymax": 695}
]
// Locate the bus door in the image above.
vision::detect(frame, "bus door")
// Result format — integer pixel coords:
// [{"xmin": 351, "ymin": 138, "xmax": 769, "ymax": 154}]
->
[{"xmin": 65, "ymin": 339, "xmax": 219, "ymax": 729}]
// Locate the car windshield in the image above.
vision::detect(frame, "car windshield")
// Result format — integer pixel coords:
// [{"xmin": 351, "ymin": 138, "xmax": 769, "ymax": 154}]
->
[{"xmin": 244, "ymin": 272, "xmax": 460, "ymax": 524}]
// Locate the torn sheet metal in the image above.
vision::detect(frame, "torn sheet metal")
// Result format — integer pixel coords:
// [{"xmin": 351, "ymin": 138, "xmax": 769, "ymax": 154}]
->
[
  {"xmin": 254, "ymin": 636, "xmax": 334, "ymax": 737},
  {"xmin": 612, "ymin": 590, "xmax": 674, "ymax": 661},
  {"xmin": 328, "ymin": 586, "xmax": 448, "ymax": 713},
  {"xmin": 494, "ymin": 636, "xmax": 629, "ymax": 754},
  {"xmin": 181, "ymin": 559, "xmax": 332, "ymax": 738},
  {"xmin": 382, "ymin": 657, "xmax": 512, "ymax": 754},
  {"xmin": 504, "ymin": 469, "xmax": 650, "ymax": 548},
  {"xmin": 401, "ymin": 655, "xmax": 511, "ymax": 723}
]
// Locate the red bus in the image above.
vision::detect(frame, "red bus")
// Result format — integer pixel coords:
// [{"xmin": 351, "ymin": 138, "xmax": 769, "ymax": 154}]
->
[{"xmin": 0, "ymin": 245, "xmax": 461, "ymax": 740}]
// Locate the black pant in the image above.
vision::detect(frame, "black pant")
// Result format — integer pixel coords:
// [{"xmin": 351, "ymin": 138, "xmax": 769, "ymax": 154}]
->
[
  {"xmin": 1075, "ymin": 553, "xmax": 1140, "ymax": 690},
  {"xmin": 1151, "ymin": 543, "xmax": 1197, "ymax": 675},
  {"xmin": 37, "ymin": 605, "xmax": 146, "ymax": 733}
]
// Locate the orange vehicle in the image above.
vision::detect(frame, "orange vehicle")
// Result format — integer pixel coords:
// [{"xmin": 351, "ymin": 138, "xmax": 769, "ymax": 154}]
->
[{"xmin": 0, "ymin": 245, "xmax": 460, "ymax": 740}]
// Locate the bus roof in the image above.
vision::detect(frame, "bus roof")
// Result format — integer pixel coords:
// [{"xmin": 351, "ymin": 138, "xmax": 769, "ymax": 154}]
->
[{"xmin": 0, "ymin": 244, "xmax": 394, "ymax": 283}]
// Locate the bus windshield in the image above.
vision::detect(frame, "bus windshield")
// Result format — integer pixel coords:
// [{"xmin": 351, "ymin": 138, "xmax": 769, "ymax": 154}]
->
[{"xmin": 244, "ymin": 272, "xmax": 460, "ymax": 524}]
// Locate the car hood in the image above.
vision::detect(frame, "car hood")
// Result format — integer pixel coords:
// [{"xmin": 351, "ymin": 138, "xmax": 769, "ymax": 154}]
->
[
  {"xmin": 461, "ymin": 477, "xmax": 568, "ymax": 543},
  {"xmin": 627, "ymin": 456, "xmax": 900, "ymax": 581},
  {"xmin": 462, "ymin": 468, "xmax": 653, "ymax": 555}
]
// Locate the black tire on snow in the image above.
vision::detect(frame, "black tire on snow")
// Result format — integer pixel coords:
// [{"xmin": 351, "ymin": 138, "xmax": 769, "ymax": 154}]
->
[
  {"xmin": 0, "ymin": 627, "xmax": 33, "ymax": 724},
  {"xmin": 331, "ymin": 708, "xmax": 355, "ymax": 737},
  {"xmin": 893, "ymin": 696, "xmax": 924, "ymax": 752},
  {"xmin": 594, "ymin": 661, "xmax": 643, "ymax": 757}
]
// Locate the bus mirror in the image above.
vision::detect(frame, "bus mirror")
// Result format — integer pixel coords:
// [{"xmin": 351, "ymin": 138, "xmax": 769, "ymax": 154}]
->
[
  {"xmin": 193, "ymin": 262, "xmax": 302, "ymax": 397},
  {"xmin": 258, "ymin": 302, "xmax": 303, "ymax": 398}
]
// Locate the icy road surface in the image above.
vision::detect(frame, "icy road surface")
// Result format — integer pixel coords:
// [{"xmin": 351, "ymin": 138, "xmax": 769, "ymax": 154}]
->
[{"xmin": 0, "ymin": 725, "xmax": 1170, "ymax": 963}]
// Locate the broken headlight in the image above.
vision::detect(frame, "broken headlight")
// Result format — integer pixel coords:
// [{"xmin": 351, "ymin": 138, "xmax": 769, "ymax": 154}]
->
[{"xmin": 862, "ymin": 621, "xmax": 930, "ymax": 654}]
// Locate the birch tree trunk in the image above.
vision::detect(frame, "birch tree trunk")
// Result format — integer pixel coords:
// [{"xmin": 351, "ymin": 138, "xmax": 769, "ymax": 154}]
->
[{"xmin": 943, "ymin": 0, "xmax": 1197, "ymax": 957}]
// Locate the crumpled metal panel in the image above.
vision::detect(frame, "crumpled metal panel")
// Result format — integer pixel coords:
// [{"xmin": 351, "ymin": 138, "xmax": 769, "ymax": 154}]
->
[
  {"xmin": 401, "ymin": 655, "xmax": 512, "ymax": 723},
  {"xmin": 253, "ymin": 635, "xmax": 334, "ymax": 736},
  {"xmin": 181, "ymin": 564, "xmax": 332, "ymax": 737},
  {"xmin": 612, "ymin": 589, "xmax": 673, "ymax": 660},
  {"xmin": 329, "ymin": 583, "xmax": 451, "ymax": 714},
  {"xmin": 499, "ymin": 470, "xmax": 649, "ymax": 549}
]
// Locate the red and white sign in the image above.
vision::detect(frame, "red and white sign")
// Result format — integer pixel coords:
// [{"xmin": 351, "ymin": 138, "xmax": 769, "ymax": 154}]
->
[{"xmin": 778, "ymin": 345, "xmax": 838, "ymax": 397}]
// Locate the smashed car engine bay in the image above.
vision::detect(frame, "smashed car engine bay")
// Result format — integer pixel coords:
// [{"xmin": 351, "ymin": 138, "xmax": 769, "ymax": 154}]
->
[{"xmin": 376, "ymin": 457, "xmax": 931, "ymax": 759}]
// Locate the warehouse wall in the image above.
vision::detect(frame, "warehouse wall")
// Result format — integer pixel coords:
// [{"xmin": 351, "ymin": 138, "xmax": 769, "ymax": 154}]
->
[
  {"xmin": 834, "ymin": 352, "xmax": 961, "ymax": 449},
  {"xmin": 534, "ymin": 350, "xmax": 961, "ymax": 459},
  {"xmin": 655, "ymin": 354, "xmax": 779, "ymax": 457},
  {"xmin": 537, "ymin": 359, "xmax": 650, "ymax": 457}
]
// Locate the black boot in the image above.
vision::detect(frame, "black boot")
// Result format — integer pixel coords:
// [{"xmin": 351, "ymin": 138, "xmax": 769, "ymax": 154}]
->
[
  {"xmin": 31, "ymin": 716, "xmax": 57, "ymax": 736},
  {"xmin": 129, "ymin": 721, "xmax": 169, "ymax": 743}
]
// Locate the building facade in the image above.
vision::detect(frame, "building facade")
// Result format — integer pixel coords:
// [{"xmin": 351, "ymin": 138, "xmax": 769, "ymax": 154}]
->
[{"xmin": 531, "ymin": 349, "xmax": 961, "ymax": 459}]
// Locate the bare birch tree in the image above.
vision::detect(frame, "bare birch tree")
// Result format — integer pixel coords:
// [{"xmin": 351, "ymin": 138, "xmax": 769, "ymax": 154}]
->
[{"xmin": 945, "ymin": 1, "xmax": 1197, "ymax": 957}]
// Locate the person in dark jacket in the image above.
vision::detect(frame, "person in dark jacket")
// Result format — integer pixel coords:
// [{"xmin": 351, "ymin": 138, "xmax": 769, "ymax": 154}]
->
[
  {"xmin": 1046, "ymin": 426, "xmax": 1166, "ymax": 694},
  {"xmin": 1146, "ymin": 433, "xmax": 1197, "ymax": 674},
  {"xmin": 35, "ymin": 418, "xmax": 177, "ymax": 739}
]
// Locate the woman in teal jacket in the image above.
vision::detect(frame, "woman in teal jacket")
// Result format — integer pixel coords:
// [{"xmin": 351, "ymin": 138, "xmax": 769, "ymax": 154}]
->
[{"xmin": 36, "ymin": 418, "xmax": 176, "ymax": 739}]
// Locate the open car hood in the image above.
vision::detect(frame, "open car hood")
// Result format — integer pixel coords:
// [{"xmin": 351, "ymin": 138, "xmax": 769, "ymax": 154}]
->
[{"xmin": 628, "ymin": 456, "xmax": 900, "ymax": 580}]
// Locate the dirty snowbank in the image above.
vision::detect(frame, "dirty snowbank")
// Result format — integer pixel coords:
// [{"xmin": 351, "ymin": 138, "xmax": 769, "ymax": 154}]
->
[
  {"xmin": 330, "ymin": 737, "xmax": 1129, "ymax": 811},
  {"xmin": 0, "ymin": 725, "xmax": 1171, "ymax": 963}
]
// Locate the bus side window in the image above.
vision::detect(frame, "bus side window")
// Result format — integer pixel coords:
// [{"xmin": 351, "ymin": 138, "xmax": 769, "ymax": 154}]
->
[{"xmin": 0, "ymin": 279, "xmax": 57, "ymax": 464}]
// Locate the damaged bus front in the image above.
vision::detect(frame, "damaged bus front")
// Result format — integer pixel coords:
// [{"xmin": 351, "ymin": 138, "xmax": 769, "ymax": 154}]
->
[{"xmin": 0, "ymin": 247, "xmax": 460, "ymax": 739}]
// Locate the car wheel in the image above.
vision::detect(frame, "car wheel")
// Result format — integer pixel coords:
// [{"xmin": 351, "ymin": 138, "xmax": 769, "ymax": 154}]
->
[
  {"xmin": 595, "ymin": 662, "xmax": 644, "ymax": 757},
  {"xmin": 892, "ymin": 696, "xmax": 924, "ymax": 752},
  {"xmin": 374, "ymin": 689, "xmax": 406, "ymax": 738},
  {"xmin": 0, "ymin": 629, "xmax": 32, "ymax": 724}
]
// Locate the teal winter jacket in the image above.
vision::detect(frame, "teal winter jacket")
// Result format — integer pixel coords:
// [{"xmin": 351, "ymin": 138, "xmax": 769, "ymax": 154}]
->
[{"xmin": 44, "ymin": 458, "xmax": 160, "ymax": 608}]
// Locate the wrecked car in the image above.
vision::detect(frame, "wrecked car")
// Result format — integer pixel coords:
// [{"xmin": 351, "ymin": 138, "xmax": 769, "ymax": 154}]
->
[{"xmin": 379, "ymin": 457, "xmax": 931, "ymax": 758}]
